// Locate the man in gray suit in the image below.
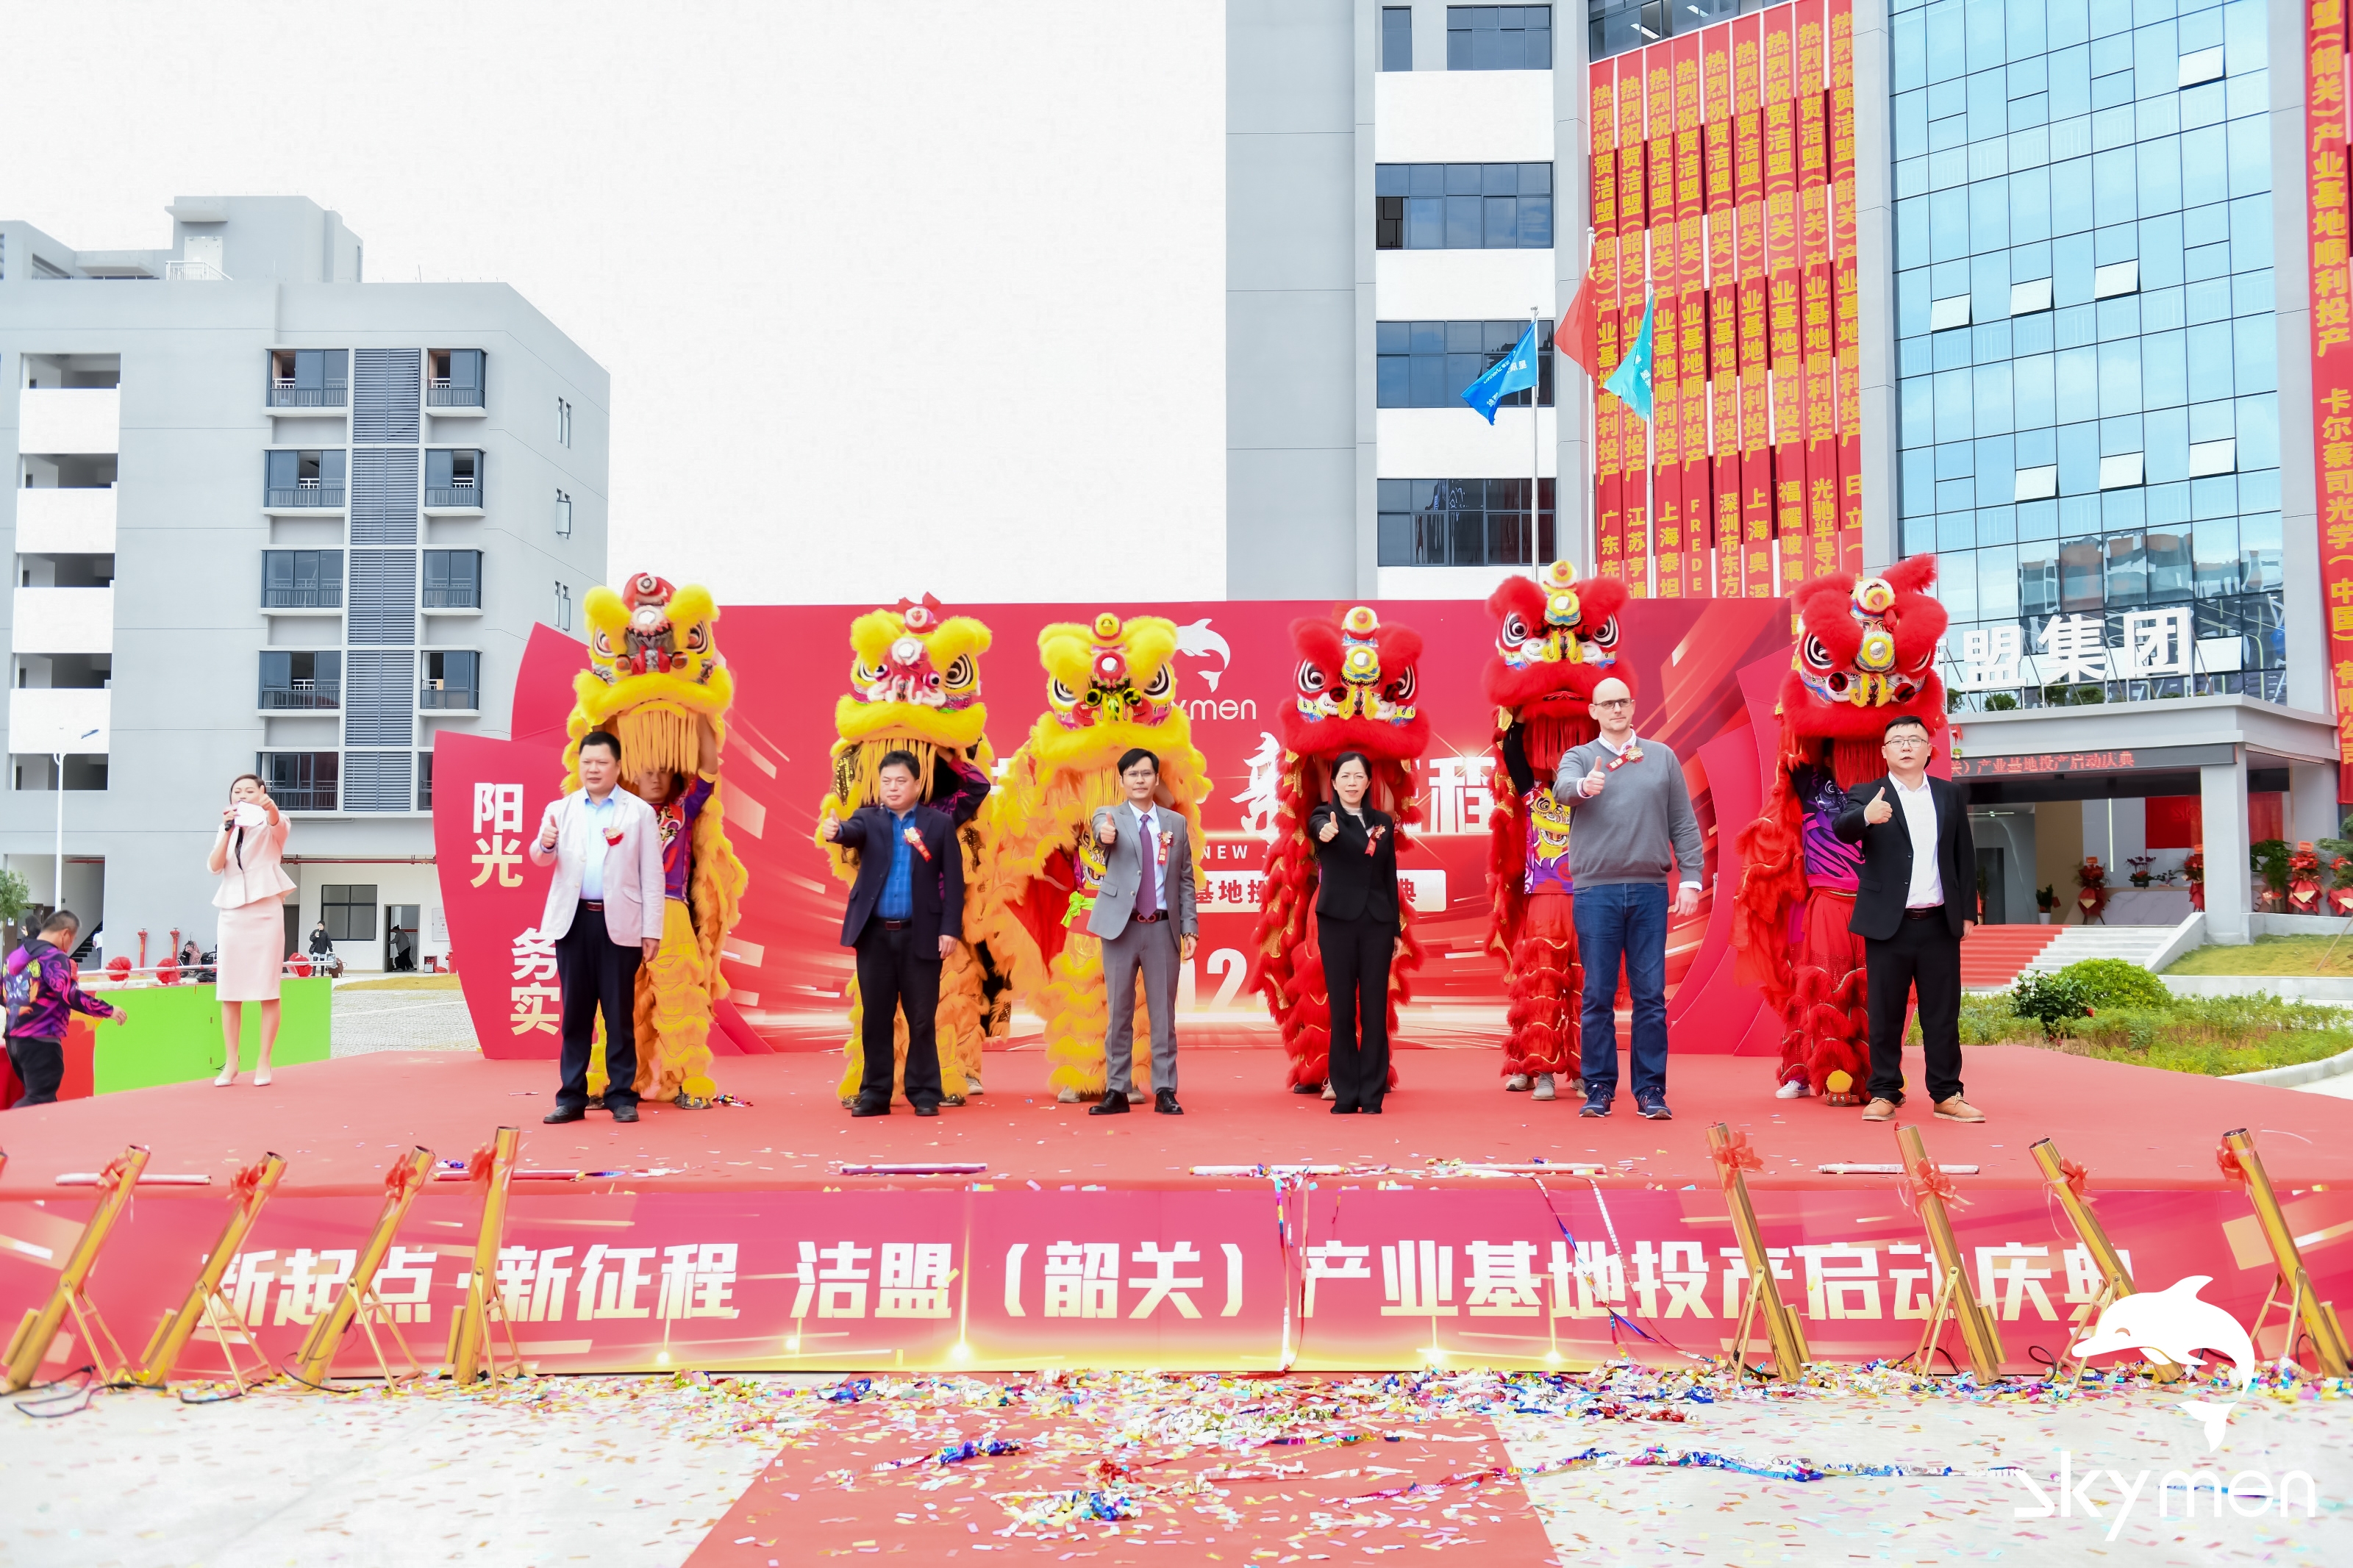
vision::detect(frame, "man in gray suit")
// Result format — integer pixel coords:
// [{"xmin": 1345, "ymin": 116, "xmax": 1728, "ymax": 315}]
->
[{"xmin": 1085, "ymin": 747, "xmax": 1198, "ymax": 1116}]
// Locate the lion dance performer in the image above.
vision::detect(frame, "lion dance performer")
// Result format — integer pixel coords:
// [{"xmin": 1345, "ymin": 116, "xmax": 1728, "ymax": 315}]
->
[
  {"xmin": 568, "ymin": 572, "xmax": 748, "ymax": 1109},
  {"xmin": 984, "ymin": 613, "xmax": 1209, "ymax": 1103},
  {"xmin": 816, "ymin": 595, "xmax": 1000, "ymax": 1106},
  {"xmin": 1249, "ymin": 605, "xmax": 1428, "ymax": 1095},
  {"xmin": 1483, "ymin": 561, "xmax": 1631, "ymax": 1100},
  {"xmin": 1732, "ymin": 556, "xmax": 1948, "ymax": 1104}
]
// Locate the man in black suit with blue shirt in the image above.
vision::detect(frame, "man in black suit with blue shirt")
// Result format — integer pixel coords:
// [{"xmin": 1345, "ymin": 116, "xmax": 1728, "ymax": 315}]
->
[{"xmin": 822, "ymin": 749, "xmax": 974, "ymax": 1117}]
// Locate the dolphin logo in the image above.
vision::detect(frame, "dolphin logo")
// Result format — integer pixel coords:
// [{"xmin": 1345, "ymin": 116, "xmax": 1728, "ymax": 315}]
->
[
  {"xmin": 2073, "ymin": 1275, "xmax": 2257, "ymax": 1450},
  {"xmin": 1175, "ymin": 618, "xmax": 1230, "ymax": 692}
]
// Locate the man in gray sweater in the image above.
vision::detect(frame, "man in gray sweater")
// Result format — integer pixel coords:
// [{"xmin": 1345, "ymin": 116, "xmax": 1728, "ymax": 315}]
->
[{"xmin": 1554, "ymin": 676, "xmax": 1704, "ymax": 1120}]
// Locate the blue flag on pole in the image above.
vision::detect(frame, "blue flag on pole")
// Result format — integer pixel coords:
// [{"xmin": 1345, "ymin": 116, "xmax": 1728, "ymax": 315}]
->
[
  {"xmin": 1604, "ymin": 291, "xmax": 1655, "ymax": 423},
  {"xmin": 1460, "ymin": 322, "xmax": 1542, "ymax": 424}
]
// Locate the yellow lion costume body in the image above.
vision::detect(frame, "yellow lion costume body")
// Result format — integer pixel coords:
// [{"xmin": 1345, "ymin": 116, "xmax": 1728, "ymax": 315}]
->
[
  {"xmin": 982, "ymin": 612, "xmax": 1208, "ymax": 1100},
  {"xmin": 815, "ymin": 595, "xmax": 1003, "ymax": 1105},
  {"xmin": 565, "ymin": 572, "xmax": 746, "ymax": 1108}
]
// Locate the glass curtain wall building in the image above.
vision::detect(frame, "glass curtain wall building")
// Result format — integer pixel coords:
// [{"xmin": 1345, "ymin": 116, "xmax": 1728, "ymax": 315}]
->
[{"xmin": 1891, "ymin": 0, "xmax": 2283, "ymax": 708}]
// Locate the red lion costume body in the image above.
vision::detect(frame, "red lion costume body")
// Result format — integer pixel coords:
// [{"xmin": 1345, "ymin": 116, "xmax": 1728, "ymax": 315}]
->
[
  {"xmin": 1251, "ymin": 606, "xmax": 1429, "ymax": 1092},
  {"xmin": 1732, "ymin": 556, "xmax": 1949, "ymax": 1103},
  {"xmin": 1482, "ymin": 562, "xmax": 1632, "ymax": 1090}
]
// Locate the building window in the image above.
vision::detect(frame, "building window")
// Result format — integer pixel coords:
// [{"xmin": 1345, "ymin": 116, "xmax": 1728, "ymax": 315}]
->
[
  {"xmin": 267, "ymin": 349, "xmax": 349, "ymax": 409},
  {"xmin": 260, "ymin": 751, "xmax": 339, "ymax": 812},
  {"xmin": 555, "ymin": 396, "xmax": 573, "ymax": 447},
  {"xmin": 421, "ymin": 649, "xmax": 480, "ymax": 711},
  {"xmin": 552, "ymin": 580, "xmax": 574, "ymax": 631},
  {"xmin": 416, "ymin": 750, "xmax": 434, "ymax": 812},
  {"xmin": 1375, "ymin": 163, "xmax": 1552, "ymax": 250},
  {"xmin": 321, "ymin": 883, "xmax": 378, "ymax": 942},
  {"xmin": 422, "ymin": 549, "xmax": 482, "ymax": 609},
  {"xmin": 554, "ymin": 490, "xmax": 574, "ymax": 538},
  {"xmin": 427, "ymin": 349, "xmax": 485, "ymax": 408},
  {"xmin": 1377, "ymin": 478, "xmax": 1555, "ymax": 567},
  {"xmin": 261, "ymin": 548, "xmax": 344, "ymax": 608},
  {"xmin": 264, "ymin": 449, "xmax": 347, "ymax": 508},
  {"xmin": 1447, "ymin": 5, "xmax": 1550, "ymax": 70},
  {"xmin": 259, "ymin": 650, "xmax": 342, "ymax": 711},
  {"xmin": 1378, "ymin": 320, "xmax": 1554, "ymax": 409},
  {"xmin": 424, "ymin": 448, "xmax": 483, "ymax": 507},
  {"xmin": 1381, "ymin": 7, "xmax": 1413, "ymax": 70}
]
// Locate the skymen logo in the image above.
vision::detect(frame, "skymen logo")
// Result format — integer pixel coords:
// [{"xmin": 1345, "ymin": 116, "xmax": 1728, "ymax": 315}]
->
[{"xmin": 2074, "ymin": 1275, "xmax": 2257, "ymax": 1450}]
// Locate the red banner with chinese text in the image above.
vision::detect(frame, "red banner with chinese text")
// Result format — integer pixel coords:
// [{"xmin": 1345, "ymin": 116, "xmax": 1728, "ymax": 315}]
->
[{"xmin": 2307, "ymin": 0, "xmax": 2353, "ymax": 764}]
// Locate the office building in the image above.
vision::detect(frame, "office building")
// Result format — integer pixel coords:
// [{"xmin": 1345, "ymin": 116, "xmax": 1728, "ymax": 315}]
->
[
  {"xmin": 0, "ymin": 196, "xmax": 607, "ymax": 971},
  {"xmin": 1226, "ymin": 0, "xmax": 2336, "ymax": 936}
]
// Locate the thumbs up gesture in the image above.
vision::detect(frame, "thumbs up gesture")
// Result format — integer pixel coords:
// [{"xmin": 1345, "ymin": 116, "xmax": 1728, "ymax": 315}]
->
[
  {"xmin": 1863, "ymin": 787, "xmax": 1893, "ymax": 826},
  {"xmin": 1317, "ymin": 812, "xmax": 1340, "ymax": 843}
]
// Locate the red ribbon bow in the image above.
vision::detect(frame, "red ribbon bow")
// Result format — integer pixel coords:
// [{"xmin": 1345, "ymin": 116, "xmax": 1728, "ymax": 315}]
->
[
  {"xmin": 903, "ymin": 824, "xmax": 932, "ymax": 862},
  {"xmin": 99, "ymin": 1155, "xmax": 136, "ymax": 1192},
  {"xmin": 1711, "ymin": 1132, "xmax": 1764, "ymax": 1190},
  {"xmin": 229, "ymin": 1160, "xmax": 271, "ymax": 1205},
  {"xmin": 1364, "ymin": 824, "xmax": 1385, "ymax": 857},
  {"xmin": 1904, "ymin": 1159, "xmax": 1967, "ymax": 1209},
  {"xmin": 2055, "ymin": 1158, "xmax": 2090, "ymax": 1202},
  {"xmin": 383, "ymin": 1157, "xmax": 427, "ymax": 1203},
  {"xmin": 2215, "ymin": 1143, "xmax": 2248, "ymax": 1190},
  {"xmin": 465, "ymin": 1143, "xmax": 498, "ymax": 1184}
]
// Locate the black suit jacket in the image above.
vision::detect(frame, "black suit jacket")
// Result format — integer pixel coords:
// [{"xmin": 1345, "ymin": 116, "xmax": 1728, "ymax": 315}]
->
[
  {"xmin": 1832, "ymin": 773, "xmax": 1976, "ymax": 940},
  {"xmin": 1307, "ymin": 803, "xmax": 1402, "ymax": 924},
  {"xmin": 835, "ymin": 805, "xmax": 965, "ymax": 946}
]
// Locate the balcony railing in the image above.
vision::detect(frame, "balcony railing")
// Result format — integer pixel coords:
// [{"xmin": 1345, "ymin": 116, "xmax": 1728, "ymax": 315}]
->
[
  {"xmin": 421, "ymin": 681, "xmax": 479, "ymax": 711},
  {"xmin": 425, "ymin": 481, "xmax": 480, "ymax": 507},
  {"xmin": 260, "ymin": 679, "xmax": 342, "ymax": 711},
  {"xmin": 163, "ymin": 259, "xmax": 230, "ymax": 282},
  {"xmin": 271, "ymin": 782, "xmax": 338, "ymax": 811},
  {"xmin": 265, "ymin": 481, "xmax": 345, "ymax": 508},
  {"xmin": 262, "ymin": 584, "xmax": 341, "ymax": 609},
  {"xmin": 268, "ymin": 381, "xmax": 349, "ymax": 409},
  {"xmin": 426, "ymin": 379, "xmax": 485, "ymax": 408},
  {"xmin": 421, "ymin": 584, "xmax": 480, "ymax": 609}
]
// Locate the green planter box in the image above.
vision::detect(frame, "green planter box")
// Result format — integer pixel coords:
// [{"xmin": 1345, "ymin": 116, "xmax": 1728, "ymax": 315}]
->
[{"xmin": 89, "ymin": 978, "xmax": 332, "ymax": 1092}]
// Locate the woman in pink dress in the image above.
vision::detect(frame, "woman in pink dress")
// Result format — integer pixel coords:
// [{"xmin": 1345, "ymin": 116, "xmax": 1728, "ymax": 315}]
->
[{"xmin": 208, "ymin": 773, "xmax": 294, "ymax": 1085}]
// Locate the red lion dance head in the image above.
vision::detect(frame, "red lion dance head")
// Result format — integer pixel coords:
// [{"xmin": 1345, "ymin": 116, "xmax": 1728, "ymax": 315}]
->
[
  {"xmin": 1481, "ymin": 561, "xmax": 1631, "ymax": 751},
  {"xmin": 1252, "ymin": 605, "xmax": 1429, "ymax": 1092},
  {"xmin": 1777, "ymin": 554, "xmax": 1949, "ymax": 784}
]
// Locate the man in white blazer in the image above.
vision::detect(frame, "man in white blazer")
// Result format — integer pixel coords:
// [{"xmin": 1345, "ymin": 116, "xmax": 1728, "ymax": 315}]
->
[{"xmin": 527, "ymin": 728, "xmax": 664, "ymax": 1123}]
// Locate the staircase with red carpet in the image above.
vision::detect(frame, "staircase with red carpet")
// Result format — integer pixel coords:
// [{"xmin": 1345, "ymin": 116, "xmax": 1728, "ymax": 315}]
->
[{"xmin": 1960, "ymin": 922, "xmax": 2065, "ymax": 989}]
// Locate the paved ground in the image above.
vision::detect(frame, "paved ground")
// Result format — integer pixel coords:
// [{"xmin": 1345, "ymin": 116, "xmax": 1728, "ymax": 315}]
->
[
  {"xmin": 330, "ymin": 984, "xmax": 476, "ymax": 1057},
  {"xmin": 1, "ymin": 1374, "xmax": 2343, "ymax": 1567}
]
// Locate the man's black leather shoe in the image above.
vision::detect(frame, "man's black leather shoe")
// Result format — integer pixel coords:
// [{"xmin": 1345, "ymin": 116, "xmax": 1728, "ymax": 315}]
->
[
  {"xmin": 850, "ymin": 1101, "xmax": 890, "ymax": 1117},
  {"xmin": 610, "ymin": 1103, "xmax": 639, "ymax": 1124},
  {"xmin": 1154, "ymin": 1089, "xmax": 1183, "ymax": 1115},
  {"xmin": 543, "ymin": 1106, "xmax": 585, "ymax": 1125},
  {"xmin": 913, "ymin": 1102, "xmax": 940, "ymax": 1117},
  {"xmin": 1088, "ymin": 1095, "xmax": 1130, "ymax": 1116}
]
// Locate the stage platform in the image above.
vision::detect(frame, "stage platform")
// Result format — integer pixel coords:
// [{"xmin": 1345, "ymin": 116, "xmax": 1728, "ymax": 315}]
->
[{"xmin": 3, "ymin": 1048, "xmax": 2346, "ymax": 1378}]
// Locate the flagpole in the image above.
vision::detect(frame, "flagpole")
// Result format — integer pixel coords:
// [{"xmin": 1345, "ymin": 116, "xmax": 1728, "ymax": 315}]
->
[{"xmin": 1532, "ymin": 304, "xmax": 1543, "ymax": 570}]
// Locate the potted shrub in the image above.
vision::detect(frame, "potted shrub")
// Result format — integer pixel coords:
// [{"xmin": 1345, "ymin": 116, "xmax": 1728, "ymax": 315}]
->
[
  {"xmin": 2250, "ymin": 839, "xmax": 2290, "ymax": 912},
  {"xmin": 2075, "ymin": 856, "xmax": 2110, "ymax": 923},
  {"xmin": 2035, "ymin": 884, "xmax": 2056, "ymax": 923}
]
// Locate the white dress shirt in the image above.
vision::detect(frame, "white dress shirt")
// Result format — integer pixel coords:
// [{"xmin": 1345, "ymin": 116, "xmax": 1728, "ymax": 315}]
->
[
  {"xmin": 1595, "ymin": 731, "xmax": 1702, "ymax": 891},
  {"xmin": 1133, "ymin": 802, "xmax": 1168, "ymax": 905},
  {"xmin": 1893, "ymin": 774, "xmax": 1944, "ymax": 907}
]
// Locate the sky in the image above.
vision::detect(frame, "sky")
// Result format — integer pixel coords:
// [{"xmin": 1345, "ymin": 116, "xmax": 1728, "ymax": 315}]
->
[{"xmin": 3, "ymin": 1, "xmax": 1227, "ymax": 601}]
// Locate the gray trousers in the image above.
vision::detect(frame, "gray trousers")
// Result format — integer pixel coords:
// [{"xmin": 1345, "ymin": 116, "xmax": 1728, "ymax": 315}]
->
[{"xmin": 1101, "ymin": 916, "xmax": 1179, "ymax": 1096}]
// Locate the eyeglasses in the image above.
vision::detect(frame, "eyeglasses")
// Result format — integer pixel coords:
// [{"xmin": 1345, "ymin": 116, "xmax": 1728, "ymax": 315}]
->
[
  {"xmin": 1884, "ymin": 736, "xmax": 1929, "ymax": 748},
  {"xmin": 1592, "ymin": 698, "xmax": 1633, "ymax": 711}
]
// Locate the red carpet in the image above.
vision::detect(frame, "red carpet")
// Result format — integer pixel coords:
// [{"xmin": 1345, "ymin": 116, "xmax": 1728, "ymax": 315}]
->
[{"xmin": 0, "ymin": 1045, "xmax": 2342, "ymax": 1199}]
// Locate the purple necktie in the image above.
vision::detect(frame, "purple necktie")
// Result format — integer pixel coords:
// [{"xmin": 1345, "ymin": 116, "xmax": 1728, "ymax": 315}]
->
[{"xmin": 1134, "ymin": 809, "xmax": 1157, "ymax": 919}]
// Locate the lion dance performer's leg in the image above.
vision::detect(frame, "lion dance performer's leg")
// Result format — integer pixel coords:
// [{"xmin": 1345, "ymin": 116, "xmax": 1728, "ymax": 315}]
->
[
  {"xmin": 1793, "ymin": 889, "xmax": 1871, "ymax": 1104},
  {"xmin": 1503, "ymin": 890, "xmax": 1581, "ymax": 1083},
  {"xmin": 631, "ymin": 900, "xmax": 711, "ymax": 1105},
  {"xmin": 1041, "ymin": 937, "xmax": 1110, "ymax": 1100}
]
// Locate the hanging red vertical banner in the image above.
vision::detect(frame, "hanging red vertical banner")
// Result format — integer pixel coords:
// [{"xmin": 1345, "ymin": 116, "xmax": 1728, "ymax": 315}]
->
[
  {"xmin": 1802, "ymin": 184, "xmax": 1839, "ymax": 579},
  {"xmin": 1620, "ymin": 225, "xmax": 1651, "ymax": 587},
  {"xmin": 1593, "ymin": 60, "xmax": 1624, "ymax": 581},
  {"xmin": 1732, "ymin": 12, "xmax": 1771, "ymax": 599},
  {"xmin": 2304, "ymin": 0, "xmax": 2353, "ymax": 761},
  {"xmin": 1675, "ymin": 37, "xmax": 1710, "ymax": 601},
  {"xmin": 1830, "ymin": 0, "xmax": 1862, "ymax": 573},
  {"xmin": 1705, "ymin": 22, "xmax": 1740, "ymax": 598},
  {"xmin": 1763, "ymin": 3, "xmax": 1804, "ymax": 595}
]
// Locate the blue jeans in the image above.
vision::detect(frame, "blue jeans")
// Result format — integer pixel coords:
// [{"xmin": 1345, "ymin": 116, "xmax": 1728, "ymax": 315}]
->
[{"xmin": 1574, "ymin": 882, "xmax": 1669, "ymax": 1104}]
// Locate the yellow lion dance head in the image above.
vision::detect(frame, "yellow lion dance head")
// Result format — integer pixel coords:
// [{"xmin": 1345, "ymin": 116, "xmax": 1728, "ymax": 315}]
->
[
  {"xmin": 824, "ymin": 593, "xmax": 993, "ymax": 812},
  {"xmin": 1026, "ymin": 612, "xmax": 1187, "ymax": 781},
  {"xmin": 568, "ymin": 571, "xmax": 732, "ymax": 785}
]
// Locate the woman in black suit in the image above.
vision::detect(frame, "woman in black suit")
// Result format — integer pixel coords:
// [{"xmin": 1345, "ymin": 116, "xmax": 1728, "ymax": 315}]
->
[{"xmin": 1310, "ymin": 751, "xmax": 1401, "ymax": 1114}]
